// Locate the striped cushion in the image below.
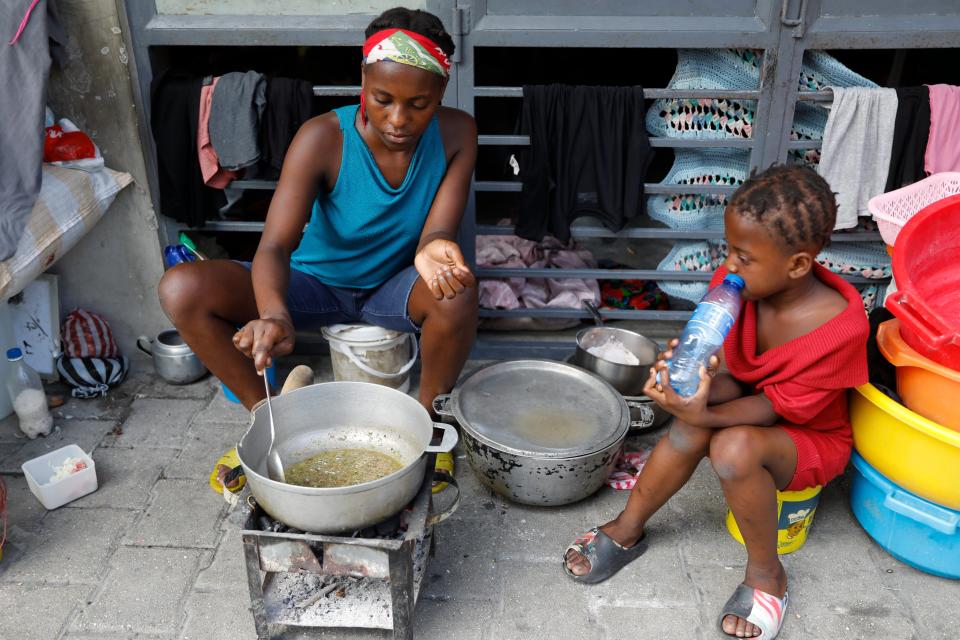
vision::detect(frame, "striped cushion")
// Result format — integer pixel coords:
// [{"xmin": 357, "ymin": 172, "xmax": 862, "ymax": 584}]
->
[{"xmin": 0, "ymin": 165, "xmax": 132, "ymax": 300}]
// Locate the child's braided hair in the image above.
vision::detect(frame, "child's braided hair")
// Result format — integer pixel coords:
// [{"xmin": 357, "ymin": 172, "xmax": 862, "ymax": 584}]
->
[
  {"xmin": 366, "ymin": 8, "xmax": 456, "ymax": 57},
  {"xmin": 727, "ymin": 164, "xmax": 837, "ymax": 252}
]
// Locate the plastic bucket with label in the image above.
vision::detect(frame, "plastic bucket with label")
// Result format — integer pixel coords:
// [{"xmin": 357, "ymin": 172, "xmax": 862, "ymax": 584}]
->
[
  {"xmin": 321, "ymin": 324, "xmax": 418, "ymax": 393},
  {"xmin": 726, "ymin": 485, "xmax": 823, "ymax": 554}
]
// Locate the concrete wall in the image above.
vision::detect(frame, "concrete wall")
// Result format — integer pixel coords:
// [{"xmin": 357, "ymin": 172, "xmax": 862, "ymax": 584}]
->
[
  {"xmin": 46, "ymin": 0, "xmax": 168, "ymax": 357},
  {"xmin": 156, "ymin": 0, "xmax": 426, "ymax": 15}
]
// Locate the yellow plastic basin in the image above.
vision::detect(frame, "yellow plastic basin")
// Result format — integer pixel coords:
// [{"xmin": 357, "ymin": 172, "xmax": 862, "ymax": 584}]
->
[{"xmin": 850, "ymin": 384, "xmax": 960, "ymax": 510}]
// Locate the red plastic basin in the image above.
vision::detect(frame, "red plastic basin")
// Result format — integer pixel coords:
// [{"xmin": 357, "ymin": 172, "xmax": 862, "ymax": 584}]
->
[{"xmin": 886, "ymin": 193, "xmax": 960, "ymax": 371}]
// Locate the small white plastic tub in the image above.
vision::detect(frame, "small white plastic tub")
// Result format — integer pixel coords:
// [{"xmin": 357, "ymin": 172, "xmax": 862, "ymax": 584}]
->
[{"xmin": 21, "ymin": 444, "xmax": 98, "ymax": 509}]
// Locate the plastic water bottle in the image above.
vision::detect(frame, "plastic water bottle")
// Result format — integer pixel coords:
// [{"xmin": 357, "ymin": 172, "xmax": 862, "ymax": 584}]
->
[
  {"xmin": 163, "ymin": 245, "xmax": 197, "ymax": 269},
  {"xmin": 6, "ymin": 348, "xmax": 53, "ymax": 439},
  {"xmin": 666, "ymin": 274, "xmax": 744, "ymax": 397}
]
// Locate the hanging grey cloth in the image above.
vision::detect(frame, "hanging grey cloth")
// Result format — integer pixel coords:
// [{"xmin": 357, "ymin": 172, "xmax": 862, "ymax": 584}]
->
[
  {"xmin": 0, "ymin": 0, "xmax": 66, "ymax": 261},
  {"xmin": 817, "ymin": 86, "xmax": 898, "ymax": 230},
  {"xmin": 209, "ymin": 70, "xmax": 267, "ymax": 171}
]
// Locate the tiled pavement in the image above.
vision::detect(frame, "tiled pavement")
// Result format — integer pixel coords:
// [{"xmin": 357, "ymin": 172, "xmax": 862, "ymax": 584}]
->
[{"xmin": 0, "ymin": 358, "xmax": 956, "ymax": 640}]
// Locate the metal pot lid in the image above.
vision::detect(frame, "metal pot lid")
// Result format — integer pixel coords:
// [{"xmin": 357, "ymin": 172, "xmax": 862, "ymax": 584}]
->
[{"xmin": 450, "ymin": 360, "xmax": 628, "ymax": 458}]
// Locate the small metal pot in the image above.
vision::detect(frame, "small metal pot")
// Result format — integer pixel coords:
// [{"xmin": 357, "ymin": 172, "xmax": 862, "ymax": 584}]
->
[
  {"xmin": 136, "ymin": 329, "xmax": 207, "ymax": 384},
  {"xmin": 434, "ymin": 360, "xmax": 635, "ymax": 506},
  {"xmin": 571, "ymin": 326, "xmax": 660, "ymax": 396}
]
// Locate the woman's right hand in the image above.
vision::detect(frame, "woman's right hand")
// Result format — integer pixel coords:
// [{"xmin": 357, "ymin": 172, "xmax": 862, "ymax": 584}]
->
[{"xmin": 233, "ymin": 316, "xmax": 295, "ymax": 373}]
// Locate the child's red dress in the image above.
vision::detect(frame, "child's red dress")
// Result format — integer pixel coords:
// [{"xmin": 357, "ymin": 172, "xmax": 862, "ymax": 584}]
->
[{"xmin": 711, "ymin": 264, "xmax": 870, "ymax": 490}]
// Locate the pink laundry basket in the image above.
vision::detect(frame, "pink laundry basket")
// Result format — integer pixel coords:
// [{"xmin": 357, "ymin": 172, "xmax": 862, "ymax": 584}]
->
[{"xmin": 868, "ymin": 172, "xmax": 960, "ymax": 246}]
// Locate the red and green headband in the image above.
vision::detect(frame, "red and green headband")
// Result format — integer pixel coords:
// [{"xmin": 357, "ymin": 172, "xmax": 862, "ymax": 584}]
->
[{"xmin": 363, "ymin": 28, "xmax": 451, "ymax": 77}]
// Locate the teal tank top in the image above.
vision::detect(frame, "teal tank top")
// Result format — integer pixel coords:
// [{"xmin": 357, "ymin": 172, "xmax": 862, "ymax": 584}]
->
[{"xmin": 290, "ymin": 105, "xmax": 446, "ymax": 289}]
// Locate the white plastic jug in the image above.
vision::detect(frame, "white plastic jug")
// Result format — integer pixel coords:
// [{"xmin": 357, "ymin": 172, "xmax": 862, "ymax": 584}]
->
[{"xmin": 321, "ymin": 324, "xmax": 418, "ymax": 393}]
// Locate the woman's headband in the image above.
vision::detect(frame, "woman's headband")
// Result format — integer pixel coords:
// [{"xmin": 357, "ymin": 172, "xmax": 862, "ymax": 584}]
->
[{"xmin": 362, "ymin": 28, "xmax": 451, "ymax": 78}]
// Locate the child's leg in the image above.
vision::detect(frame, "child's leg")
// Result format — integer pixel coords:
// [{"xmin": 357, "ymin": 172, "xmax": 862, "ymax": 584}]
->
[
  {"xmin": 565, "ymin": 374, "xmax": 743, "ymax": 576},
  {"xmin": 710, "ymin": 426, "xmax": 797, "ymax": 638}
]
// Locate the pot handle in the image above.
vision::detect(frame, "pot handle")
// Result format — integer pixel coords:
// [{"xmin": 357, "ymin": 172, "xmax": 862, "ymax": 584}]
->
[
  {"xmin": 883, "ymin": 488, "xmax": 958, "ymax": 535},
  {"xmin": 426, "ymin": 471, "xmax": 460, "ymax": 525},
  {"xmin": 582, "ymin": 299, "xmax": 604, "ymax": 326},
  {"xmin": 432, "ymin": 394, "xmax": 454, "ymax": 417},
  {"xmin": 341, "ymin": 333, "xmax": 419, "ymax": 379},
  {"xmin": 136, "ymin": 335, "xmax": 154, "ymax": 357},
  {"xmin": 623, "ymin": 396, "xmax": 657, "ymax": 429},
  {"xmin": 886, "ymin": 290, "xmax": 950, "ymax": 349},
  {"xmin": 424, "ymin": 422, "xmax": 459, "ymax": 453}
]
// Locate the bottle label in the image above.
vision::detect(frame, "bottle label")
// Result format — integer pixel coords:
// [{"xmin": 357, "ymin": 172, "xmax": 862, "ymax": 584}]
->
[{"xmin": 687, "ymin": 301, "xmax": 735, "ymax": 340}]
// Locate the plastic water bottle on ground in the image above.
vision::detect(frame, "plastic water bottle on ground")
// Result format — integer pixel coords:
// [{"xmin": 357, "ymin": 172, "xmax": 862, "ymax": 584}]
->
[
  {"xmin": 6, "ymin": 348, "xmax": 53, "ymax": 439},
  {"xmin": 667, "ymin": 274, "xmax": 745, "ymax": 397}
]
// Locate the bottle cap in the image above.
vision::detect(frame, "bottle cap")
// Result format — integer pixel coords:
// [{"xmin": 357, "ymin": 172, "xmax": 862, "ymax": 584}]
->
[
  {"xmin": 723, "ymin": 274, "xmax": 745, "ymax": 290},
  {"xmin": 6, "ymin": 348, "xmax": 22, "ymax": 361}
]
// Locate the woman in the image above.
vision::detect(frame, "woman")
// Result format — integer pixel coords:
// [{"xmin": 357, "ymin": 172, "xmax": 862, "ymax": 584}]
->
[{"xmin": 159, "ymin": 8, "xmax": 478, "ymax": 417}]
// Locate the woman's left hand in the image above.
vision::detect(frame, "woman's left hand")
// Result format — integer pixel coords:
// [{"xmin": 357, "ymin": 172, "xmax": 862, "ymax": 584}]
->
[
  {"xmin": 642, "ymin": 355, "xmax": 718, "ymax": 427},
  {"xmin": 415, "ymin": 238, "xmax": 476, "ymax": 300}
]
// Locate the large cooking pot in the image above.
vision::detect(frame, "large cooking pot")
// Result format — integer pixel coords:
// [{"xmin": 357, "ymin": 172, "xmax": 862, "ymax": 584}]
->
[
  {"xmin": 237, "ymin": 381, "xmax": 458, "ymax": 533},
  {"xmin": 434, "ymin": 360, "xmax": 635, "ymax": 506}
]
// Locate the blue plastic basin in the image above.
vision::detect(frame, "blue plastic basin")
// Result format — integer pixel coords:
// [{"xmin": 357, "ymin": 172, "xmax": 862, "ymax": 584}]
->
[{"xmin": 850, "ymin": 450, "xmax": 960, "ymax": 579}]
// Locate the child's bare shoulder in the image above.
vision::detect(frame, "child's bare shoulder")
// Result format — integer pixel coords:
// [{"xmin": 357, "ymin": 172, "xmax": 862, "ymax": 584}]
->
[
  {"xmin": 789, "ymin": 280, "xmax": 847, "ymax": 333},
  {"xmin": 762, "ymin": 280, "xmax": 847, "ymax": 348}
]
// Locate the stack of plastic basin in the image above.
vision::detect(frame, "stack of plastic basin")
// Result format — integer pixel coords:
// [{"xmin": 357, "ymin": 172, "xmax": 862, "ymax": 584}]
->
[
  {"xmin": 885, "ymin": 192, "xmax": 960, "ymax": 371},
  {"xmin": 850, "ymin": 385, "xmax": 960, "ymax": 578},
  {"xmin": 857, "ymin": 176, "xmax": 960, "ymax": 577}
]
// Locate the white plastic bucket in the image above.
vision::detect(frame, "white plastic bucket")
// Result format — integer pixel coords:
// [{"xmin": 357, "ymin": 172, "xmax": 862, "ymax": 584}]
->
[{"xmin": 321, "ymin": 324, "xmax": 418, "ymax": 393}]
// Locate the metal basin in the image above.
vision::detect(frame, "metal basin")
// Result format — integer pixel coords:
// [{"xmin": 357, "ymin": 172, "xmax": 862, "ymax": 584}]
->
[
  {"xmin": 237, "ymin": 381, "xmax": 458, "ymax": 533},
  {"xmin": 572, "ymin": 327, "xmax": 659, "ymax": 396}
]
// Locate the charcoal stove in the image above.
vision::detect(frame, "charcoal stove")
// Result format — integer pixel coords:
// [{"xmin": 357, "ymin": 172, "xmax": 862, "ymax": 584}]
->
[{"xmin": 240, "ymin": 469, "xmax": 457, "ymax": 639}]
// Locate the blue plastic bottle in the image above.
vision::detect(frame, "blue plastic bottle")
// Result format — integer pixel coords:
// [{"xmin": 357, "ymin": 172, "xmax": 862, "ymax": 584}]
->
[{"xmin": 666, "ymin": 274, "xmax": 745, "ymax": 397}]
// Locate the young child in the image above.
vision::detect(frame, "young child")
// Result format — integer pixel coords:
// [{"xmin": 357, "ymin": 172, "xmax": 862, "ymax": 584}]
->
[{"xmin": 563, "ymin": 165, "xmax": 869, "ymax": 639}]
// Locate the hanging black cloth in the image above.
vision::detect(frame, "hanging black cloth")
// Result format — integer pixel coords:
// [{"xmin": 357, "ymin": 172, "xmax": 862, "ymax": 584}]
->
[
  {"xmin": 885, "ymin": 86, "xmax": 930, "ymax": 192},
  {"xmin": 259, "ymin": 77, "xmax": 315, "ymax": 172},
  {"xmin": 150, "ymin": 72, "xmax": 224, "ymax": 227},
  {"xmin": 518, "ymin": 85, "xmax": 653, "ymax": 242}
]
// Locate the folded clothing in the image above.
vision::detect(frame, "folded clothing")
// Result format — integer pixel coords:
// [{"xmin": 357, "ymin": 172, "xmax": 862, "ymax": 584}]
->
[
  {"xmin": 600, "ymin": 279, "xmax": 669, "ymax": 312},
  {"xmin": 817, "ymin": 87, "xmax": 898, "ymax": 230},
  {"xmin": 519, "ymin": 85, "xmax": 652, "ymax": 242},
  {"xmin": 477, "ymin": 234, "xmax": 599, "ymax": 312},
  {"xmin": 209, "ymin": 70, "xmax": 267, "ymax": 171},
  {"xmin": 885, "ymin": 86, "xmax": 930, "ymax": 192},
  {"xmin": 259, "ymin": 77, "xmax": 315, "ymax": 172},
  {"xmin": 924, "ymin": 84, "xmax": 960, "ymax": 175}
]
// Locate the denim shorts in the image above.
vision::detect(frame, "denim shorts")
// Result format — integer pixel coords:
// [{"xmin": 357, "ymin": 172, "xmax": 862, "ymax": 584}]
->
[{"xmin": 239, "ymin": 262, "xmax": 421, "ymax": 333}]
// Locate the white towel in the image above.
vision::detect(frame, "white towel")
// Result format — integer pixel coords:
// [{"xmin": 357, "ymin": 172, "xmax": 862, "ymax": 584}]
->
[{"xmin": 817, "ymin": 87, "xmax": 898, "ymax": 230}]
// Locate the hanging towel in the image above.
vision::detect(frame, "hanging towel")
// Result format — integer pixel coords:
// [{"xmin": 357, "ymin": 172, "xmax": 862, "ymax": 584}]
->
[
  {"xmin": 885, "ymin": 86, "xmax": 930, "ymax": 192},
  {"xmin": 151, "ymin": 72, "xmax": 225, "ymax": 227},
  {"xmin": 209, "ymin": 71, "xmax": 267, "ymax": 171},
  {"xmin": 198, "ymin": 76, "xmax": 240, "ymax": 188},
  {"xmin": 924, "ymin": 84, "xmax": 960, "ymax": 175},
  {"xmin": 259, "ymin": 77, "xmax": 315, "ymax": 172},
  {"xmin": 0, "ymin": 0, "xmax": 66, "ymax": 260},
  {"xmin": 518, "ymin": 85, "xmax": 653, "ymax": 242},
  {"xmin": 817, "ymin": 87, "xmax": 898, "ymax": 230}
]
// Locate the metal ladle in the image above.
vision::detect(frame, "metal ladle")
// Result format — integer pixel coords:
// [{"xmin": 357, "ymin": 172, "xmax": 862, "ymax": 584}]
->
[{"xmin": 262, "ymin": 371, "xmax": 285, "ymax": 483}]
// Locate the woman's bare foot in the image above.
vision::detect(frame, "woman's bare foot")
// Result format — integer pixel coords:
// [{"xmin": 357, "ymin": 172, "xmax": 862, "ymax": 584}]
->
[
  {"xmin": 564, "ymin": 515, "xmax": 645, "ymax": 577},
  {"xmin": 721, "ymin": 561, "xmax": 788, "ymax": 638}
]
